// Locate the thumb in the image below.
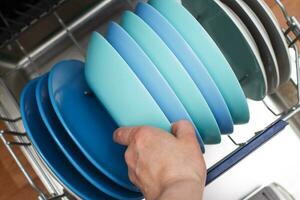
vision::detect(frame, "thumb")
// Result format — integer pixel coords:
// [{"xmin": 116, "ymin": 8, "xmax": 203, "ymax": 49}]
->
[{"xmin": 171, "ymin": 120, "xmax": 197, "ymax": 140}]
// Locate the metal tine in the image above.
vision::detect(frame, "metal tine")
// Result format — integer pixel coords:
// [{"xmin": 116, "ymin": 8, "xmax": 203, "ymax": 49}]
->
[
  {"xmin": 14, "ymin": 10, "xmax": 35, "ymax": 20},
  {"xmin": 6, "ymin": 141, "xmax": 31, "ymax": 146},
  {"xmin": 0, "ymin": 12, "xmax": 15, "ymax": 32},
  {"xmin": 47, "ymin": 193, "xmax": 66, "ymax": 200},
  {"xmin": 262, "ymin": 99, "xmax": 283, "ymax": 116},
  {"xmin": 0, "ymin": 10, "xmax": 40, "ymax": 76},
  {"xmin": 43, "ymin": 0, "xmax": 84, "ymax": 56},
  {"xmin": 52, "ymin": 11, "xmax": 85, "ymax": 56},
  {"xmin": 0, "ymin": 130, "xmax": 26, "ymax": 136},
  {"xmin": 23, "ymin": 3, "xmax": 45, "ymax": 12},
  {"xmin": 275, "ymin": 0, "xmax": 291, "ymax": 23},
  {"xmin": 0, "ymin": 134, "xmax": 47, "ymax": 199},
  {"xmin": 2, "ymin": 17, "xmax": 27, "ymax": 27},
  {"xmin": 290, "ymin": 35, "xmax": 300, "ymax": 47},
  {"xmin": 285, "ymin": 32, "xmax": 300, "ymax": 105},
  {"xmin": 275, "ymin": 0, "xmax": 300, "ymax": 47},
  {"xmin": 292, "ymin": 42, "xmax": 300, "ymax": 104},
  {"xmin": 227, "ymin": 135, "xmax": 246, "ymax": 147},
  {"xmin": 0, "ymin": 116, "xmax": 22, "ymax": 123}
]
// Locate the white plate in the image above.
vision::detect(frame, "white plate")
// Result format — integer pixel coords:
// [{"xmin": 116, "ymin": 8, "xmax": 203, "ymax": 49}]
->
[
  {"xmin": 216, "ymin": 0, "xmax": 268, "ymax": 96},
  {"xmin": 221, "ymin": 0, "xmax": 280, "ymax": 94},
  {"xmin": 244, "ymin": 0, "xmax": 291, "ymax": 85}
]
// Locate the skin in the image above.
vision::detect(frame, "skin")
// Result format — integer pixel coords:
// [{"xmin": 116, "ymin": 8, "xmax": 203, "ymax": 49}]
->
[{"xmin": 113, "ymin": 120, "xmax": 207, "ymax": 200}]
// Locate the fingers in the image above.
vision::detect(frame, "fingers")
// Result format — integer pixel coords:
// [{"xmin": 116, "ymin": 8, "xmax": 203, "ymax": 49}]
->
[
  {"xmin": 113, "ymin": 127, "xmax": 138, "ymax": 146},
  {"xmin": 113, "ymin": 126, "xmax": 160, "ymax": 146},
  {"xmin": 171, "ymin": 120, "xmax": 197, "ymax": 141}
]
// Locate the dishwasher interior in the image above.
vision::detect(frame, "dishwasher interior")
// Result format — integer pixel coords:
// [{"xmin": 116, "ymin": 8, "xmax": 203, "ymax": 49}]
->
[{"xmin": 0, "ymin": 0, "xmax": 300, "ymax": 199}]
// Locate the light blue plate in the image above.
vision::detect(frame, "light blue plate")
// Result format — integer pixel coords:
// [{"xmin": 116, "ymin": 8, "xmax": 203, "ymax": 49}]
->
[
  {"xmin": 136, "ymin": 2, "xmax": 233, "ymax": 134},
  {"xmin": 106, "ymin": 22, "xmax": 205, "ymax": 150},
  {"xmin": 20, "ymin": 78, "xmax": 115, "ymax": 200},
  {"xmin": 36, "ymin": 74, "xmax": 143, "ymax": 200},
  {"xmin": 121, "ymin": 11, "xmax": 221, "ymax": 144},
  {"xmin": 48, "ymin": 60, "xmax": 139, "ymax": 192}
]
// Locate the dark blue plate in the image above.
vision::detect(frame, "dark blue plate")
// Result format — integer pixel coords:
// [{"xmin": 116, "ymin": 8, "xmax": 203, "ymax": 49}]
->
[
  {"xmin": 48, "ymin": 60, "xmax": 138, "ymax": 192},
  {"xmin": 20, "ymin": 77, "xmax": 115, "ymax": 200},
  {"xmin": 36, "ymin": 74, "xmax": 143, "ymax": 200}
]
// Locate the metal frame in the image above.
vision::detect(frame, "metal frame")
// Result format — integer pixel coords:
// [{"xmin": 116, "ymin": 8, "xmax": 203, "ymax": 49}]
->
[
  {"xmin": 0, "ymin": 0, "xmax": 299, "ymax": 199},
  {"xmin": 206, "ymin": 0, "xmax": 300, "ymax": 185}
]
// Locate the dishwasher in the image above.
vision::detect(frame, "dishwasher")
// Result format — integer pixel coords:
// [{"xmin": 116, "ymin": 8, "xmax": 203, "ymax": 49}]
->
[{"xmin": 0, "ymin": 0, "xmax": 300, "ymax": 199}]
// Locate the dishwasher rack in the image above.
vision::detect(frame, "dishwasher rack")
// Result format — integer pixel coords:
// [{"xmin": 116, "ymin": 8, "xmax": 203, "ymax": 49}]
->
[{"xmin": 0, "ymin": 0, "xmax": 300, "ymax": 199}]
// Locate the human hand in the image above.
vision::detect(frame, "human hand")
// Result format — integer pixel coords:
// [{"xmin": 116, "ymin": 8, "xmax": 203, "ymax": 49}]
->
[{"xmin": 113, "ymin": 120, "xmax": 206, "ymax": 200}]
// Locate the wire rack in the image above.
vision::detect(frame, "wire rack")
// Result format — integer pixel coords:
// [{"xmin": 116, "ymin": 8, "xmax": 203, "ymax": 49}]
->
[
  {"xmin": 0, "ymin": 0, "xmax": 299, "ymax": 199},
  {"xmin": 0, "ymin": 0, "xmax": 67, "ymax": 49}
]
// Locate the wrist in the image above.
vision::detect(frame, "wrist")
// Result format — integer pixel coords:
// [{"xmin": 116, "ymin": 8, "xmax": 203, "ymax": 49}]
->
[{"xmin": 148, "ymin": 178, "xmax": 204, "ymax": 200}]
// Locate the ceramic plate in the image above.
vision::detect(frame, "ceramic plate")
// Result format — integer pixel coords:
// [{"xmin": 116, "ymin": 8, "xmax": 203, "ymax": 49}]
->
[
  {"xmin": 181, "ymin": 0, "xmax": 267, "ymax": 100},
  {"xmin": 136, "ymin": 2, "xmax": 233, "ymax": 134},
  {"xmin": 49, "ymin": 60, "xmax": 143, "ymax": 192},
  {"xmin": 20, "ymin": 78, "xmax": 114, "ymax": 200},
  {"xmin": 244, "ymin": 0, "xmax": 291, "ymax": 85},
  {"xmin": 215, "ymin": 1, "xmax": 268, "ymax": 98},
  {"xmin": 149, "ymin": 0, "xmax": 249, "ymax": 123},
  {"xmin": 85, "ymin": 32, "xmax": 171, "ymax": 131},
  {"xmin": 121, "ymin": 11, "xmax": 221, "ymax": 144},
  {"xmin": 36, "ymin": 74, "xmax": 143, "ymax": 200},
  {"xmin": 106, "ymin": 22, "xmax": 205, "ymax": 148},
  {"xmin": 221, "ymin": 0, "xmax": 279, "ymax": 94}
]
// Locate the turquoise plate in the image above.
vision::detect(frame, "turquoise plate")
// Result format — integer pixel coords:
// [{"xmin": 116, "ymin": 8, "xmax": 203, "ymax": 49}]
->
[
  {"xmin": 85, "ymin": 32, "xmax": 171, "ymax": 131},
  {"xmin": 121, "ymin": 11, "xmax": 221, "ymax": 144},
  {"xmin": 180, "ymin": 0, "xmax": 266, "ymax": 101},
  {"xmin": 149, "ymin": 0, "xmax": 249, "ymax": 123}
]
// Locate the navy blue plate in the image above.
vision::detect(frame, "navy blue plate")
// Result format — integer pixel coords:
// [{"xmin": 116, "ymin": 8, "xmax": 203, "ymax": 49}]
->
[
  {"xmin": 48, "ymin": 60, "xmax": 139, "ymax": 192},
  {"xmin": 20, "ymin": 77, "xmax": 115, "ymax": 200},
  {"xmin": 36, "ymin": 74, "xmax": 143, "ymax": 200}
]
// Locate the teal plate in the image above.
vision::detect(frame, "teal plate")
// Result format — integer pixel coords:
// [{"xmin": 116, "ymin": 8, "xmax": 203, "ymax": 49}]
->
[
  {"xmin": 121, "ymin": 11, "xmax": 221, "ymax": 144},
  {"xmin": 180, "ymin": 0, "xmax": 267, "ymax": 101},
  {"xmin": 149, "ymin": 0, "xmax": 249, "ymax": 123},
  {"xmin": 85, "ymin": 32, "xmax": 171, "ymax": 132}
]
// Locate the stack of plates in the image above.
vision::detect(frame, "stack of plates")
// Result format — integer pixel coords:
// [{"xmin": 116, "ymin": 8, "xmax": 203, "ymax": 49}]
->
[
  {"xmin": 20, "ymin": 0, "xmax": 290, "ymax": 199},
  {"xmin": 182, "ymin": 0, "xmax": 291, "ymax": 100}
]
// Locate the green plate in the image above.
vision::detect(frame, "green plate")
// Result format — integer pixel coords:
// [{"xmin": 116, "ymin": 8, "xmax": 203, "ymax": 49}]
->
[
  {"xmin": 149, "ymin": 0, "xmax": 249, "ymax": 123},
  {"xmin": 180, "ymin": 0, "xmax": 267, "ymax": 101},
  {"xmin": 121, "ymin": 11, "xmax": 221, "ymax": 144},
  {"xmin": 85, "ymin": 32, "xmax": 171, "ymax": 132}
]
